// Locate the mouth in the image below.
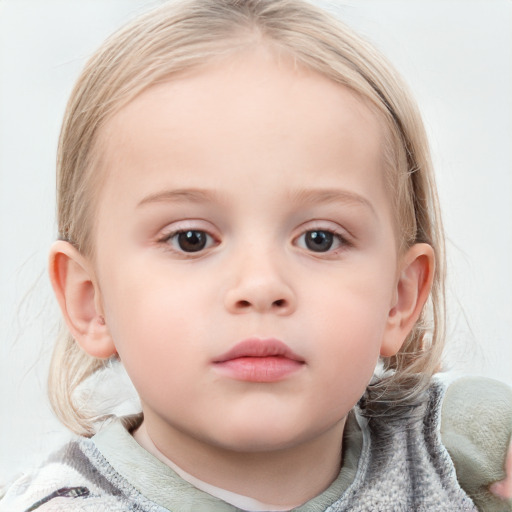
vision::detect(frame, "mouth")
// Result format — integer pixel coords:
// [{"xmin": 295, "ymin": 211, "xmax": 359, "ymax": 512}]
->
[{"xmin": 212, "ymin": 337, "xmax": 305, "ymax": 383}]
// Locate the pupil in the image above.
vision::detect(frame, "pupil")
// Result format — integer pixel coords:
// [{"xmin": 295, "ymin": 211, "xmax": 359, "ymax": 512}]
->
[
  {"xmin": 305, "ymin": 231, "xmax": 333, "ymax": 252},
  {"xmin": 178, "ymin": 231, "xmax": 207, "ymax": 252}
]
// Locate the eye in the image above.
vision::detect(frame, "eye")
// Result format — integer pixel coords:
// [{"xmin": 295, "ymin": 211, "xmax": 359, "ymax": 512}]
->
[
  {"xmin": 296, "ymin": 229, "xmax": 346, "ymax": 253},
  {"xmin": 167, "ymin": 230, "xmax": 215, "ymax": 253}
]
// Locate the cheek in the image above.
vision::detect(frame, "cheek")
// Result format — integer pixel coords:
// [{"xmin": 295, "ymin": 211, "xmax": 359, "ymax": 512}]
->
[
  {"xmin": 100, "ymin": 265, "xmax": 211, "ymax": 382},
  {"xmin": 314, "ymin": 301, "xmax": 386, "ymax": 372},
  {"xmin": 307, "ymin": 268, "xmax": 395, "ymax": 377}
]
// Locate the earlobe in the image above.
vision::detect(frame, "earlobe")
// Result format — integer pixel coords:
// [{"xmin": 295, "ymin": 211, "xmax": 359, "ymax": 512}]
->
[
  {"xmin": 49, "ymin": 240, "xmax": 117, "ymax": 359},
  {"xmin": 380, "ymin": 243, "xmax": 435, "ymax": 357}
]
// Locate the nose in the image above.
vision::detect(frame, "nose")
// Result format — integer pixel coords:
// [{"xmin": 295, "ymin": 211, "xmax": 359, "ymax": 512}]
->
[{"xmin": 223, "ymin": 251, "xmax": 296, "ymax": 316}]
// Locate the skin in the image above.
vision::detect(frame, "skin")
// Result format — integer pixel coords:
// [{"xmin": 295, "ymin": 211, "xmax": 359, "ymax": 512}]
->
[
  {"xmin": 50, "ymin": 47, "xmax": 436, "ymax": 506},
  {"xmin": 490, "ymin": 444, "xmax": 512, "ymax": 500}
]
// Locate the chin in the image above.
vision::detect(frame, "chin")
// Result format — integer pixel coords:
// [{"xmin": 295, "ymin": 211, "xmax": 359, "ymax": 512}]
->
[
  {"xmin": 215, "ymin": 432, "xmax": 305, "ymax": 454},
  {"xmin": 206, "ymin": 416, "xmax": 325, "ymax": 454}
]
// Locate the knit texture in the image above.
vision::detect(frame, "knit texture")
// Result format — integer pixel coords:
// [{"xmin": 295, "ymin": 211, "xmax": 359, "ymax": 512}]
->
[{"xmin": 327, "ymin": 380, "xmax": 478, "ymax": 511}]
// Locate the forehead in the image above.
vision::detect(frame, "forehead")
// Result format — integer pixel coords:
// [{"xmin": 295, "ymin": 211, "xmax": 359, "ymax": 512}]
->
[{"xmin": 97, "ymin": 48, "xmax": 389, "ymax": 216}]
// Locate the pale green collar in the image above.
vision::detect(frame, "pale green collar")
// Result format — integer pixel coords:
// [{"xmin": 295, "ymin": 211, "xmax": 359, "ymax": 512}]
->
[{"xmin": 92, "ymin": 411, "xmax": 363, "ymax": 511}]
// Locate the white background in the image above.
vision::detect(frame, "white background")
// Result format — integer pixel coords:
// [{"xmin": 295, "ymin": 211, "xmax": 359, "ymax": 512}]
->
[{"xmin": 1, "ymin": 0, "xmax": 511, "ymax": 483}]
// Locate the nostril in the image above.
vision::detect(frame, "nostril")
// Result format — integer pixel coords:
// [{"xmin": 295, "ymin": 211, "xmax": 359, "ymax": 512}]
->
[
  {"xmin": 236, "ymin": 300, "xmax": 251, "ymax": 309},
  {"xmin": 273, "ymin": 299, "xmax": 286, "ymax": 308}
]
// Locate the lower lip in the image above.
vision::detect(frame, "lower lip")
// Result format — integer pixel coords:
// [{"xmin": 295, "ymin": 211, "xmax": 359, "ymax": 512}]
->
[{"xmin": 213, "ymin": 356, "xmax": 304, "ymax": 382}]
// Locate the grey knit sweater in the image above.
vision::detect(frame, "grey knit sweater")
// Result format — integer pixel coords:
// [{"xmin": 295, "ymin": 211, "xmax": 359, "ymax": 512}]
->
[{"xmin": 1, "ymin": 377, "xmax": 511, "ymax": 511}]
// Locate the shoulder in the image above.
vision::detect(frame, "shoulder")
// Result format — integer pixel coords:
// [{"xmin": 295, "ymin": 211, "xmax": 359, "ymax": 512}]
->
[
  {"xmin": 0, "ymin": 439, "xmax": 126, "ymax": 511},
  {"xmin": 440, "ymin": 376, "xmax": 512, "ymax": 511}
]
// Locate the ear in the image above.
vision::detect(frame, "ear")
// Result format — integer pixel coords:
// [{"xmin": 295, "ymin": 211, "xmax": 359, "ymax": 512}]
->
[
  {"xmin": 49, "ymin": 240, "xmax": 117, "ymax": 359},
  {"xmin": 380, "ymin": 243, "xmax": 435, "ymax": 357}
]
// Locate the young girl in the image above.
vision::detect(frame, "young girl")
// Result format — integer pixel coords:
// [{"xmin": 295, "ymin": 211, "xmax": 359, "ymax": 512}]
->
[{"xmin": 1, "ymin": 0, "xmax": 511, "ymax": 510}]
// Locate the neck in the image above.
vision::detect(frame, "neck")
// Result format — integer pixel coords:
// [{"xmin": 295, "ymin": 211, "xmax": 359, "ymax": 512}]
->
[{"xmin": 135, "ymin": 413, "xmax": 345, "ymax": 508}]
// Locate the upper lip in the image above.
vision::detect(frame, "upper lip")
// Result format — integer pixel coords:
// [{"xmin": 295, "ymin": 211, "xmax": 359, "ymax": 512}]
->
[{"xmin": 213, "ymin": 337, "xmax": 305, "ymax": 363}]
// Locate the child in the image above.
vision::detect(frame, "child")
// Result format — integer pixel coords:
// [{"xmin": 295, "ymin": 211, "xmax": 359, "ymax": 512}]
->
[{"xmin": 1, "ymin": 0, "xmax": 511, "ymax": 510}]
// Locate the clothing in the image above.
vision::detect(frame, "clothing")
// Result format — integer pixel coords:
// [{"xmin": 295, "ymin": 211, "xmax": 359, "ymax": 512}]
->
[{"xmin": 1, "ymin": 376, "xmax": 511, "ymax": 511}]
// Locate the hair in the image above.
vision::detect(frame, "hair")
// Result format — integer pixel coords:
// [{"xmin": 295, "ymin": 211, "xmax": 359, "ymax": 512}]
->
[{"xmin": 49, "ymin": 0, "xmax": 445, "ymax": 435}]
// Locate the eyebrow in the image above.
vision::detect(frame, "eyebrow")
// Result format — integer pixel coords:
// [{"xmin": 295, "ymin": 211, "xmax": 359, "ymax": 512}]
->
[
  {"xmin": 137, "ymin": 186, "xmax": 375, "ymax": 216},
  {"xmin": 288, "ymin": 188, "xmax": 376, "ymax": 216},
  {"xmin": 137, "ymin": 188, "xmax": 225, "ymax": 208}
]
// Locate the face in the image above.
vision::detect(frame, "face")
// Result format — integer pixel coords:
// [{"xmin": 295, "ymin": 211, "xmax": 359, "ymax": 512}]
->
[{"xmin": 92, "ymin": 48, "xmax": 401, "ymax": 456}]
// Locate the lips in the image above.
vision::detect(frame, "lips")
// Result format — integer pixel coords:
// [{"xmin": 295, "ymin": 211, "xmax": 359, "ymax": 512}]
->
[{"xmin": 212, "ymin": 338, "xmax": 305, "ymax": 382}]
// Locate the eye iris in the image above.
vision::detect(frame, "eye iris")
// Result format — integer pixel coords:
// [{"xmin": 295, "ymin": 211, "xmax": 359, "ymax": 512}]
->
[
  {"xmin": 305, "ymin": 231, "xmax": 333, "ymax": 252},
  {"xmin": 177, "ymin": 231, "xmax": 207, "ymax": 252}
]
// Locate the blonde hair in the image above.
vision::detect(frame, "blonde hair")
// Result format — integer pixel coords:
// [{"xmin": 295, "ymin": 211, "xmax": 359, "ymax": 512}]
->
[{"xmin": 50, "ymin": 0, "xmax": 445, "ymax": 435}]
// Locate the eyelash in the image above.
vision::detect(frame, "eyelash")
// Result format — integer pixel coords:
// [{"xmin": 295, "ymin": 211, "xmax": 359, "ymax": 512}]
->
[
  {"xmin": 158, "ymin": 225, "xmax": 352, "ymax": 256},
  {"xmin": 159, "ymin": 228, "xmax": 218, "ymax": 255},
  {"xmin": 294, "ymin": 228, "xmax": 351, "ymax": 254}
]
